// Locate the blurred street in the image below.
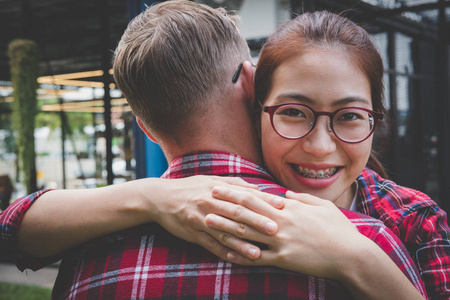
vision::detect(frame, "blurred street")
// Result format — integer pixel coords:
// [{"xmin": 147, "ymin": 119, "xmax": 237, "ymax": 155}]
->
[{"xmin": 0, "ymin": 262, "xmax": 58, "ymax": 289}]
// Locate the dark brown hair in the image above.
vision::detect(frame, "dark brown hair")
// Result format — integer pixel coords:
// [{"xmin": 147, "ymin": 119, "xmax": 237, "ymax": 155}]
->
[{"xmin": 255, "ymin": 11, "xmax": 389, "ymax": 177}]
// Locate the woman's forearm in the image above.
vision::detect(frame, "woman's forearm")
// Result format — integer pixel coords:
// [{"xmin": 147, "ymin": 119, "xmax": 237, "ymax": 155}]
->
[
  {"xmin": 16, "ymin": 176, "xmax": 266, "ymax": 259},
  {"xmin": 17, "ymin": 179, "xmax": 159, "ymax": 258},
  {"xmin": 338, "ymin": 236, "xmax": 426, "ymax": 300}
]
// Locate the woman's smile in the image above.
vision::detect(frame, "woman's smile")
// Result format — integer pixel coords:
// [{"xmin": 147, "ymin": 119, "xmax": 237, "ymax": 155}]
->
[
  {"xmin": 292, "ymin": 165, "xmax": 340, "ymax": 179},
  {"xmin": 260, "ymin": 48, "xmax": 373, "ymax": 209},
  {"xmin": 288, "ymin": 163, "xmax": 343, "ymax": 189}
]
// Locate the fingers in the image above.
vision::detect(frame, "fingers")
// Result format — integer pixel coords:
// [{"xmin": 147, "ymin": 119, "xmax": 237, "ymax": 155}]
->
[
  {"xmin": 226, "ymin": 249, "xmax": 277, "ymax": 267},
  {"xmin": 205, "ymin": 214, "xmax": 265, "ymax": 260},
  {"xmin": 227, "ymin": 251, "xmax": 257, "ymax": 265},
  {"xmin": 207, "ymin": 198, "xmax": 278, "ymax": 235},
  {"xmin": 206, "ymin": 214, "xmax": 270, "ymax": 242},
  {"xmin": 216, "ymin": 177, "xmax": 259, "ymax": 190},
  {"xmin": 285, "ymin": 190, "xmax": 332, "ymax": 206},
  {"xmin": 212, "ymin": 185, "xmax": 284, "ymax": 210},
  {"xmin": 196, "ymin": 231, "xmax": 233, "ymax": 261}
]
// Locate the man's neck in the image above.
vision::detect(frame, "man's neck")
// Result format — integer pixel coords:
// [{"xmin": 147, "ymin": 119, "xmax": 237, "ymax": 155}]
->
[
  {"xmin": 158, "ymin": 125, "xmax": 264, "ymax": 167},
  {"xmin": 161, "ymin": 139, "xmax": 263, "ymax": 168},
  {"xmin": 156, "ymin": 96, "xmax": 263, "ymax": 167}
]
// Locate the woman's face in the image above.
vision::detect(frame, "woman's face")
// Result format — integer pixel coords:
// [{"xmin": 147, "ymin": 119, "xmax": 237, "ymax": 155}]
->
[{"xmin": 260, "ymin": 49, "xmax": 373, "ymax": 209}]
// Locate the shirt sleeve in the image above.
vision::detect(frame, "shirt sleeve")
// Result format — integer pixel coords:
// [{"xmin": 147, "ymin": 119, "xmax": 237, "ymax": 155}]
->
[
  {"xmin": 343, "ymin": 210, "xmax": 428, "ymax": 298},
  {"xmin": 403, "ymin": 206, "xmax": 450, "ymax": 300},
  {"xmin": 0, "ymin": 189, "xmax": 61, "ymax": 271}
]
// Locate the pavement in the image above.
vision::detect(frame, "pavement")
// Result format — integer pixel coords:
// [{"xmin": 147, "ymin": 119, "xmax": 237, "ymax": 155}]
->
[{"xmin": 0, "ymin": 262, "xmax": 58, "ymax": 289}]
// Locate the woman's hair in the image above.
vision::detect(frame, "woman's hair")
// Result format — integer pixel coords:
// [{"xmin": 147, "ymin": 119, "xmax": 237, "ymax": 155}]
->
[{"xmin": 255, "ymin": 11, "xmax": 389, "ymax": 178}]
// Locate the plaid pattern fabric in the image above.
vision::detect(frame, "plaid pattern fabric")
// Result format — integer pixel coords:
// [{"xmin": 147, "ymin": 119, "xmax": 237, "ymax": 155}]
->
[
  {"xmin": 356, "ymin": 168, "xmax": 450, "ymax": 300},
  {"xmin": 0, "ymin": 189, "xmax": 58, "ymax": 270},
  {"xmin": 52, "ymin": 223, "xmax": 351, "ymax": 300},
  {"xmin": 0, "ymin": 151, "xmax": 426, "ymax": 299}
]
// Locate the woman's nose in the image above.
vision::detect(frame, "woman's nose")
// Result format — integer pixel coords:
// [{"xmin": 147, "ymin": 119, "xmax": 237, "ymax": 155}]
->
[{"xmin": 301, "ymin": 116, "xmax": 336, "ymax": 157}]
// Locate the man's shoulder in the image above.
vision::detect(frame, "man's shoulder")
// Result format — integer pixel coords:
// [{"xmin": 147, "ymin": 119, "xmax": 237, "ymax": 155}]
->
[
  {"xmin": 243, "ymin": 177, "xmax": 288, "ymax": 197},
  {"xmin": 339, "ymin": 208, "xmax": 397, "ymax": 244},
  {"xmin": 340, "ymin": 209, "xmax": 385, "ymax": 228}
]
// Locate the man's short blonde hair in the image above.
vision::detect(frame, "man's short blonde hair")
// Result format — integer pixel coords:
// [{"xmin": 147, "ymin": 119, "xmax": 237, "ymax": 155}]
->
[{"xmin": 113, "ymin": 0, "xmax": 251, "ymax": 135}]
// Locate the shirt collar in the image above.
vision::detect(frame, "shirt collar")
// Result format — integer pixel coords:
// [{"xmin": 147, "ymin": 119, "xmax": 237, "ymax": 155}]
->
[
  {"xmin": 349, "ymin": 180, "xmax": 359, "ymax": 212},
  {"xmin": 162, "ymin": 151, "xmax": 273, "ymax": 181}
]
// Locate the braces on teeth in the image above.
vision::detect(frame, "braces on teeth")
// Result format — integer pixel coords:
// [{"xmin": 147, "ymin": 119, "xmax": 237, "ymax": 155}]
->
[{"xmin": 298, "ymin": 167, "xmax": 337, "ymax": 179}]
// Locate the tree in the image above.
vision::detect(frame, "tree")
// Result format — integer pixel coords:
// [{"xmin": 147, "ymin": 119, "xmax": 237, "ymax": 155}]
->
[{"xmin": 8, "ymin": 39, "xmax": 39, "ymax": 194}]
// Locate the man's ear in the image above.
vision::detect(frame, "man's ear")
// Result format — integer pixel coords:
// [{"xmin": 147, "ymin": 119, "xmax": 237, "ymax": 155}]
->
[
  {"xmin": 136, "ymin": 118, "xmax": 158, "ymax": 144},
  {"xmin": 240, "ymin": 61, "xmax": 255, "ymax": 106}
]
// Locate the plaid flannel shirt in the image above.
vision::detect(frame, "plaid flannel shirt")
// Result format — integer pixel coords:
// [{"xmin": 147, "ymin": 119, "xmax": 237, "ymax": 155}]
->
[
  {"xmin": 1, "ymin": 151, "xmax": 426, "ymax": 299},
  {"xmin": 356, "ymin": 168, "xmax": 450, "ymax": 300}
]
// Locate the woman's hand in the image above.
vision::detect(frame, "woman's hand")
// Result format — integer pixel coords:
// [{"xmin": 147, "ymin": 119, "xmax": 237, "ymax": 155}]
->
[
  {"xmin": 205, "ymin": 188, "xmax": 361, "ymax": 278},
  {"xmin": 143, "ymin": 176, "xmax": 285, "ymax": 261},
  {"xmin": 205, "ymin": 188, "xmax": 426, "ymax": 300}
]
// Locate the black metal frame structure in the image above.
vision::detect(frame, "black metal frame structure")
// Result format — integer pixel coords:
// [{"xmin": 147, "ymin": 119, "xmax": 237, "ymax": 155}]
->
[
  {"xmin": 0, "ymin": 0, "xmax": 448, "ymax": 212},
  {"xmin": 288, "ymin": 0, "xmax": 449, "ymax": 212}
]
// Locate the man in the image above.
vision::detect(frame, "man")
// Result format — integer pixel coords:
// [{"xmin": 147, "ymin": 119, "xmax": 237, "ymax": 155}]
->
[{"xmin": 0, "ymin": 1, "xmax": 425, "ymax": 299}]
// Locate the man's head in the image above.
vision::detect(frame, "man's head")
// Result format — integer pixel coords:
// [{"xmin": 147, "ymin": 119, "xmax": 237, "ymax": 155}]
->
[{"xmin": 113, "ymin": 0, "xmax": 251, "ymax": 138}]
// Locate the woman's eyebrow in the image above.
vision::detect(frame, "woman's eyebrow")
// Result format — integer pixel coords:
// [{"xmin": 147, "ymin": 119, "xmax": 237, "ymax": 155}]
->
[
  {"xmin": 332, "ymin": 97, "xmax": 371, "ymax": 107},
  {"xmin": 274, "ymin": 93, "xmax": 370, "ymax": 106},
  {"xmin": 274, "ymin": 93, "xmax": 312, "ymax": 104}
]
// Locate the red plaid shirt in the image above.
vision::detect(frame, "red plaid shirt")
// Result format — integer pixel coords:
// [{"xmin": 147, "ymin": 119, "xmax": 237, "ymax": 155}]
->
[
  {"xmin": 1, "ymin": 151, "xmax": 426, "ymax": 299},
  {"xmin": 356, "ymin": 168, "xmax": 450, "ymax": 300}
]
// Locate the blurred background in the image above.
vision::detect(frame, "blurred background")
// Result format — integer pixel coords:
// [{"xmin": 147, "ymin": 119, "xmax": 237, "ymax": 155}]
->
[
  {"xmin": 0, "ymin": 0, "xmax": 449, "ymax": 296},
  {"xmin": 0, "ymin": 0, "xmax": 449, "ymax": 215}
]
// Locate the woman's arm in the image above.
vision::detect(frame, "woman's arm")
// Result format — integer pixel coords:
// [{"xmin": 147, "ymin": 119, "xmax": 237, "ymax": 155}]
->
[
  {"xmin": 205, "ymin": 187, "xmax": 426, "ymax": 300},
  {"xmin": 16, "ymin": 176, "xmax": 283, "ymax": 261}
]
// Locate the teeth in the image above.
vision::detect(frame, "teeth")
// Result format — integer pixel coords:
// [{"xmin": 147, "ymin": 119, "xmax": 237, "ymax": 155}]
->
[{"xmin": 295, "ymin": 166, "xmax": 338, "ymax": 179}]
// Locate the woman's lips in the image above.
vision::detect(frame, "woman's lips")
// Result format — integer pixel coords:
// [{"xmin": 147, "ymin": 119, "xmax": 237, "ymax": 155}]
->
[
  {"xmin": 292, "ymin": 165, "xmax": 340, "ymax": 179},
  {"xmin": 289, "ymin": 164, "xmax": 342, "ymax": 189}
]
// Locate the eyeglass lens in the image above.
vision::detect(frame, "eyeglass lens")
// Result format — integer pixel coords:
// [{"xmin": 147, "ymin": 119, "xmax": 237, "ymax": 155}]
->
[{"xmin": 271, "ymin": 104, "xmax": 376, "ymax": 142}]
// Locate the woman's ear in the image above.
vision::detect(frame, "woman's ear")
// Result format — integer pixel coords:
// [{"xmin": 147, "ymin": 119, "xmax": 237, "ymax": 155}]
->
[{"xmin": 136, "ymin": 118, "xmax": 159, "ymax": 144}]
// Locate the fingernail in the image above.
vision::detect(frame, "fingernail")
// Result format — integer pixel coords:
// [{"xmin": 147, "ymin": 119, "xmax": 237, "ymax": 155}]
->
[
  {"xmin": 265, "ymin": 221, "xmax": 277, "ymax": 233},
  {"xmin": 227, "ymin": 252, "xmax": 236, "ymax": 261},
  {"xmin": 212, "ymin": 186, "xmax": 224, "ymax": 195},
  {"xmin": 206, "ymin": 214, "xmax": 216, "ymax": 224},
  {"xmin": 272, "ymin": 197, "xmax": 283, "ymax": 207},
  {"xmin": 248, "ymin": 248, "xmax": 257, "ymax": 257}
]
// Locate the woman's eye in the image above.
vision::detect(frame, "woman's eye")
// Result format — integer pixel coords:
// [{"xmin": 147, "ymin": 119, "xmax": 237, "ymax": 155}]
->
[
  {"xmin": 279, "ymin": 108, "xmax": 306, "ymax": 117},
  {"xmin": 338, "ymin": 112, "xmax": 363, "ymax": 121}
]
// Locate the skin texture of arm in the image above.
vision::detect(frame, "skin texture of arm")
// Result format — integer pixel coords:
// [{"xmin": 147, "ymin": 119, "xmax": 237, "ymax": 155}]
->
[
  {"xmin": 205, "ymin": 187, "xmax": 426, "ymax": 300},
  {"xmin": 16, "ymin": 176, "xmax": 283, "ymax": 260}
]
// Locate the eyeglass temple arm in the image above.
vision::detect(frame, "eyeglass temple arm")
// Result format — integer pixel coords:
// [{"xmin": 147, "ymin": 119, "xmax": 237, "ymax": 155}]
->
[
  {"xmin": 374, "ymin": 111, "xmax": 384, "ymax": 120},
  {"xmin": 232, "ymin": 63, "xmax": 244, "ymax": 83}
]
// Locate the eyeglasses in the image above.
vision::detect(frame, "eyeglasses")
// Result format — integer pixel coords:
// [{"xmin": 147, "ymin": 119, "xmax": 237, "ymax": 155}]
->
[
  {"xmin": 232, "ymin": 63, "xmax": 243, "ymax": 83},
  {"xmin": 263, "ymin": 103, "xmax": 384, "ymax": 143}
]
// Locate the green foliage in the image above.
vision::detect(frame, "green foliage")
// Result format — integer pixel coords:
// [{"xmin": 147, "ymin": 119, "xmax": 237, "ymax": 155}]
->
[
  {"xmin": 0, "ymin": 283, "xmax": 52, "ymax": 300},
  {"xmin": 35, "ymin": 98, "xmax": 60, "ymax": 131},
  {"xmin": 8, "ymin": 39, "xmax": 39, "ymax": 194},
  {"xmin": 0, "ymin": 113, "xmax": 16, "ymax": 154},
  {"xmin": 35, "ymin": 111, "xmax": 93, "ymax": 136},
  {"xmin": 66, "ymin": 112, "xmax": 93, "ymax": 136},
  {"xmin": 35, "ymin": 112, "xmax": 61, "ymax": 132}
]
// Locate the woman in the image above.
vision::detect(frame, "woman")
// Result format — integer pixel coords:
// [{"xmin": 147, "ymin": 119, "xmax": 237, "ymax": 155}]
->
[{"xmin": 204, "ymin": 11, "xmax": 449, "ymax": 300}]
